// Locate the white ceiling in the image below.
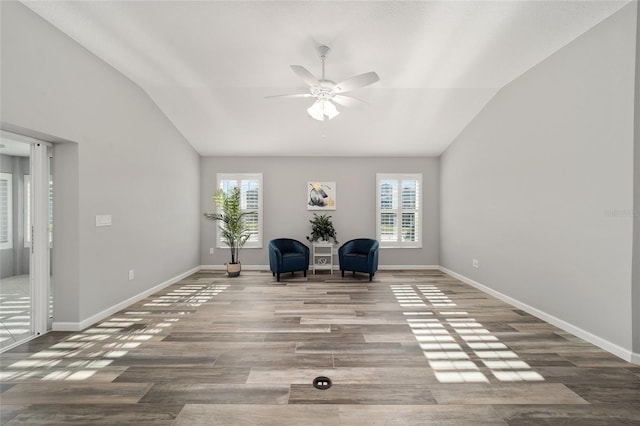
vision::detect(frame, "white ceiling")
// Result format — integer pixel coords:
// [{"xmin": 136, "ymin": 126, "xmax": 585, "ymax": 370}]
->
[{"xmin": 22, "ymin": 0, "xmax": 630, "ymax": 157}]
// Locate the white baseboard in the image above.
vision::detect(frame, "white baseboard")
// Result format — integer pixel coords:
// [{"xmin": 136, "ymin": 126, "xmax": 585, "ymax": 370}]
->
[
  {"xmin": 201, "ymin": 264, "xmax": 339, "ymax": 272},
  {"xmin": 199, "ymin": 264, "xmax": 270, "ymax": 271},
  {"xmin": 200, "ymin": 264, "xmax": 441, "ymax": 272},
  {"xmin": 378, "ymin": 265, "xmax": 440, "ymax": 270},
  {"xmin": 51, "ymin": 322, "xmax": 84, "ymax": 332},
  {"xmin": 52, "ymin": 266, "xmax": 201, "ymax": 332},
  {"xmin": 439, "ymin": 266, "xmax": 639, "ymax": 365},
  {"xmin": 48, "ymin": 263, "xmax": 639, "ymax": 366}
]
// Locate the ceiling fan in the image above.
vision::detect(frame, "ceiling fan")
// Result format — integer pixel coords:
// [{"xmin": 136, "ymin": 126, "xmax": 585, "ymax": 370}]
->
[{"xmin": 266, "ymin": 45, "xmax": 380, "ymax": 121}]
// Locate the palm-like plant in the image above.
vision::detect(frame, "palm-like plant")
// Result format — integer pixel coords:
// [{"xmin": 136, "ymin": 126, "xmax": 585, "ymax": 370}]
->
[{"xmin": 204, "ymin": 187, "xmax": 255, "ymax": 265}]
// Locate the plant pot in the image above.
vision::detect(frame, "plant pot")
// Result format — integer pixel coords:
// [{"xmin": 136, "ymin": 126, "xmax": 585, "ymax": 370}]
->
[{"xmin": 226, "ymin": 262, "xmax": 241, "ymax": 277}]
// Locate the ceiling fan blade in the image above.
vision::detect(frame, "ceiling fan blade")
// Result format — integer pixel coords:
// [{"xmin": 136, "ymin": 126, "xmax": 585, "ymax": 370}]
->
[
  {"xmin": 332, "ymin": 95, "xmax": 367, "ymax": 108},
  {"xmin": 333, "ymin": 71, "xmax": 380, "ymax": 93},
  {"xmin": 265, "ymin": 93, "xmax": 313, "ymax": 99},
  {"xmin": 290, "ymin": 65, "xmax": 319, "ymax": 86}
]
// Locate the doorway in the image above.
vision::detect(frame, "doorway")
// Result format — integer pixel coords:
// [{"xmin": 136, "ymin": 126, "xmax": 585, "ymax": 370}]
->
[{"xmin": 0, "ymin": 132, "xmax": 52, "ymax": 351}]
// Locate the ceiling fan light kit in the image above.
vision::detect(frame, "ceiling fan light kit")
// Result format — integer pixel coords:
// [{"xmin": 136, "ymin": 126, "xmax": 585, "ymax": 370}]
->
[
  {"xmin": 308, "ymin": 99, "xmax": 339, "ymax": 121},
  {"xmin": 267, "ymin": 45, "xmax": 379, "ymax": 121}
]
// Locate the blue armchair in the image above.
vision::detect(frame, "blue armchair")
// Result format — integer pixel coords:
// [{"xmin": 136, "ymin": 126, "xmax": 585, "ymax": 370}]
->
[
  {"xmin": 269, "ymin": 238, "xmax": 310, "ymax": 282},
  {"xmin": 338, "ymin": 238, "xmax": 379, "ymax": 282}
]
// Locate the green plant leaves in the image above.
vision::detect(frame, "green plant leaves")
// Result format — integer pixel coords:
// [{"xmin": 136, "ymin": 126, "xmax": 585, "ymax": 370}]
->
[
  {"xmin": 204, "ymin": 187, "xmax": 256, "ymax": 264},
  {"xmin": 306, "ymin": 213, "xmax": 338, "ymax": 244}
]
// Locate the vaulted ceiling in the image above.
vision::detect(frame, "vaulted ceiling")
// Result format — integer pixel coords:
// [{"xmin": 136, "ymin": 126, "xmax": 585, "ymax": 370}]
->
[{"xmin": 22, "ymin": 1, "xmax": 631, "ymax": 156}]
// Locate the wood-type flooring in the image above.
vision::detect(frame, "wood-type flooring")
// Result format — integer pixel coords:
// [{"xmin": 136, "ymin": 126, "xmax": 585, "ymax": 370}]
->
[{"xmin": 1, "ymin": 270, "xmax": 639, "ymax": 425}]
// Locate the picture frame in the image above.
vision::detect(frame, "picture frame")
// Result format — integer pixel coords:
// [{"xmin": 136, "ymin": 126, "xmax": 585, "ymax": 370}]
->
[{"xmin": 307, "ymin": 181, "xmax": 336, "ymax": 210}]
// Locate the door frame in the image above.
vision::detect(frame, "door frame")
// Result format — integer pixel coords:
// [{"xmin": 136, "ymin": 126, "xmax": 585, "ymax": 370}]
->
[
  {"xmin": 30, "ymin": 141, "xmax": 52, "ymax": 336},
  {"xmin": 0, "ymin": 130, "xmax": 52, "ymax": 349}
]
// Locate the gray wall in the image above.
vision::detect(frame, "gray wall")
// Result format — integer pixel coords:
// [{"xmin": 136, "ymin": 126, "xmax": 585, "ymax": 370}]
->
[
  {"xmin": 0, "ymin": 154, "xmax": 30, "ymax": 278},
  {"xmin": 201, "ymin": 156, "xmax": 440, "ymax": 267},
  {"xmin": 1, "ymin": 2, "xmax": 201, "ymax": 325},
  {"xmin": 441, "ymin": 4, "xmax": 636, "ymax": 352},
  {"xmin": 633, "ymin": 2, "xmax": 640, "ymax": 356},
  {"xmin": 52, "ymin": 142, "xmax": 81, "ymax": 320}
]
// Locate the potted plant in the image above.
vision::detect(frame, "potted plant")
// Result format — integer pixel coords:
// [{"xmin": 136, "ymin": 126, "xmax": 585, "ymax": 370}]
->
[
  {"xmin": 306, "ymin": 213, "xmax": 338, "ymax": 244},
  {"xmin": 204, "ymin": 187, "xmax": 255, "ymax": 277}
]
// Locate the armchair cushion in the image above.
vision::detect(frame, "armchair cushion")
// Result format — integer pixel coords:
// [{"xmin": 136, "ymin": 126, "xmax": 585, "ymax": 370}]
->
[
  {"xmin": 269, "ymin": 238, "xmax": 310, "ymax": 282},
  {"xmin": 338, "ymin": 238, "xmax": 379, "ymax": 281}
]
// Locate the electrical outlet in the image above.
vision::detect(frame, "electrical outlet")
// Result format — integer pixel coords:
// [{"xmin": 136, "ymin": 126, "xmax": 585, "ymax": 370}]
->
[
  {"xmin": 209, "ymin": 248, "xmax": 214, "ymax": 254},
  {"xmin": 128, "ymin": 269, "xmax": 135, "ymax": 280},
  {"xmin": 472, "ymin": 259, "xmax": 479, "ymax": 268}
]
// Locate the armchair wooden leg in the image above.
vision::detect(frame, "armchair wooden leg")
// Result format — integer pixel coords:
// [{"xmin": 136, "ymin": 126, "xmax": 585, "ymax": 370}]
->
[
  {"xmin": 277, "ymin": 273, "xmax": 280, "ymax": 282},
  {"xmin": 304, "ymin": 270, "xmax": 307, "ymax": 277},
  {"xmin": 341, "ymin": 270, "xmax": 344, "ymax": 277},
  {"xmin": 369, "ymin": 273, "xmax": 373, "ymax": 282}
]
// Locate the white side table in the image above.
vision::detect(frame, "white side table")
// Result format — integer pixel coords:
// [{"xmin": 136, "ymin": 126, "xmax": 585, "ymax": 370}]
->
[{"xmin": 312, "ymin": 242, "xmax": 334, "ymax": 274}]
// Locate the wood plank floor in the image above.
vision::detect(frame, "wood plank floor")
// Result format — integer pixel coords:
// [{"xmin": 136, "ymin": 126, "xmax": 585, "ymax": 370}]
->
[{"xmin": 1, "ymin": 270, "xmax": 639, "ymax": 425}]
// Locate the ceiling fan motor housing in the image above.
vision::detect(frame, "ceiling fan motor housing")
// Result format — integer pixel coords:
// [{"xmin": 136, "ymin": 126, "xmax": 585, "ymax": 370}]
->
[{"xmin": 311, "ymin": 80, "xmax": 336, "ymax": 99}]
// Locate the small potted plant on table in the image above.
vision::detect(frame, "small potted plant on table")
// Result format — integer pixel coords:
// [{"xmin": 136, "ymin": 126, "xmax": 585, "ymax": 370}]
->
[{"xmin": 306, "ymin": 213, "xmax": 338, "ymax": 244}]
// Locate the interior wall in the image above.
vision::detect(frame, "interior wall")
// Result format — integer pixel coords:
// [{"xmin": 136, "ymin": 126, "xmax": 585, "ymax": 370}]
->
[
  {"xmin": 440, "ymin": 4, "xmax": 636, "ymax": 354},
  {"xmin": 16, "ymin": 156, "xmax": 30, "ymax": 276},
  {"xmin": 0, "ymin": 154, "xmax": 30, "ymax": 278},
  {"xmin": 1, "ymin": 154, "xmax": 16, "ymax": 278},
  {"xmin": 0, "ymin": 154, "xmax": 16, "ymax": 278},
  {"xmin": 50, "ymin": 142, "xmax": 80, "ymax": 325},
  {"xmin": 200, "ymin": 156, "xmax": 440, "ymax": 268},
  {"xmin": 633, "ymin": 0, "xmax": 640, "ymax": 357},
  {"xmin": 0, "ymin": 2, "xmax": 201, "ymax": 325}
]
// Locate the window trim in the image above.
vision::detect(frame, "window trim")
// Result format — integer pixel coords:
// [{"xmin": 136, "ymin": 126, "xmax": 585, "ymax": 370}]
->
[
  {"xmin": 216, "ymin": 173, "xmax": 263, "ymax": 249},
  {"xmin": 376, "ymin": 173, "xmax": 422, "ymax": 249},
  {"xmin": 0, "ymin": 172, "xmax": 13, "ymax": 250}
]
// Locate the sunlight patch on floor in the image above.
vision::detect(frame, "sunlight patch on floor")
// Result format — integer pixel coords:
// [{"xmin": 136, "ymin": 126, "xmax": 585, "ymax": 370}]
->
[
  {"xmin": 1, "ymin": 282, "xmax": 228, "ymax": 382},
  {"xmin": 392, "ymin": 283, "xmax": 545, "ymax": 384}
]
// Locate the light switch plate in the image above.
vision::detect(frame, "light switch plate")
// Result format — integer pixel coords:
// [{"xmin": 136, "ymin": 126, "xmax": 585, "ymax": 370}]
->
[{"xmin": 96, "ymin": 215, "xmax": 112, "ymax": 227}]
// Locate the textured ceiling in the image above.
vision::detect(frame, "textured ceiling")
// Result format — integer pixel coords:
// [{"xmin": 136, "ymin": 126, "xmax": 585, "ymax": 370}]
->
[{"xmin": 22, "ymin": 1, "xmax": 631, "ymax": 156}]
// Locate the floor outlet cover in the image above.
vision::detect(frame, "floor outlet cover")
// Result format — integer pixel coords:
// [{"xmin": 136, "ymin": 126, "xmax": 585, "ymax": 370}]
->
[{"xmin": 313, "ymin": 376, "xmax": 332, "ymax": 390}]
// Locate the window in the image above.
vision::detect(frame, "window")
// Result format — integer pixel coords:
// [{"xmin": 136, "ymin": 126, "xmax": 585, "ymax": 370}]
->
[
  {"xmin": 0, "ymin": 173, "xmax": 13, "ymax": 249},
  {"xmin": 376, "ymin": 173, "xmax": 422, "ymax": 248},
  {"xmin": 216, "ymin": 173, "xmax": 263, "ymax": 248}
]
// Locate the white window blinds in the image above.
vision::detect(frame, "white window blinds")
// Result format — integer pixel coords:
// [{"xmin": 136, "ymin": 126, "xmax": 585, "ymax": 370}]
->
[
  {"xmin": 376, "ymin": 173, "xmax": 422, "ymax": 248},
  {"xmin": 217, "ymin": 173, "xmax": 263, "ymax": 248},
  {"xmin": 0, "ymin": 173, "xmax": 13, "ymax": 249}
]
